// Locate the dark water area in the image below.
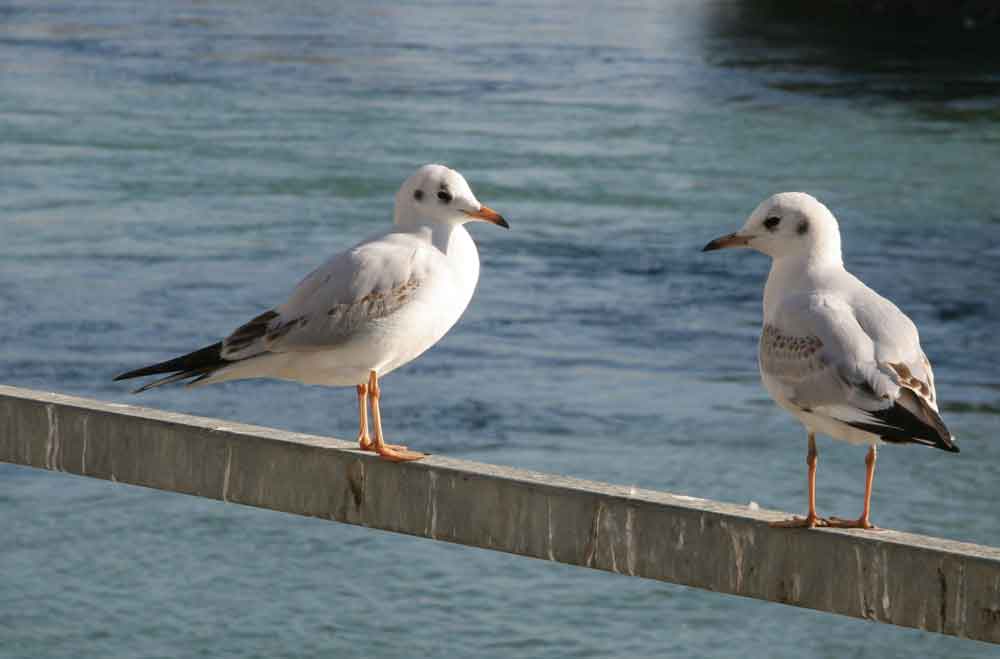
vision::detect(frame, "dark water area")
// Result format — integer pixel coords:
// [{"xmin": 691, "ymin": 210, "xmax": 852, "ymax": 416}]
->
[{"xmin": 2, "ymin": 1, "xmax": 999, "ymax": 656}]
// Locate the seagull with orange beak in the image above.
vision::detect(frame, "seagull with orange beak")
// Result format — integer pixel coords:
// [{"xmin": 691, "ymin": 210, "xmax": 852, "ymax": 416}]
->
[{"xmin": 115, "ymin": 164, "xmax": 509, "ymax": 462}]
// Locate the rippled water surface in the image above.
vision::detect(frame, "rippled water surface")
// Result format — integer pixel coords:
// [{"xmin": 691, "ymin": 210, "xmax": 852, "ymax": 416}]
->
[{"xmin": 2, "ymin": 1, "xmax": 1000, "ymax": 657}]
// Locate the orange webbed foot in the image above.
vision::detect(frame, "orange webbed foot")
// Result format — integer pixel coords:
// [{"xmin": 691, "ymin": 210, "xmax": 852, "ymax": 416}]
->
[
  {"xmin": 375, "ymin": 444, "xmax": 426, "ymax": 462},
  {"xmin": 827, "ymin": 516, "xmax": 878, "ymax": 530},
  {"xmin": 770, "ymin": 514, "xmax": 830, "ymax": 529}
]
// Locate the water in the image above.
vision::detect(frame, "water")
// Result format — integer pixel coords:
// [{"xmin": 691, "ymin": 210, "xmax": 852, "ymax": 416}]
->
[{"xmin": 2, "ymin": 1, "xmax": 1000, "ymax": 656}]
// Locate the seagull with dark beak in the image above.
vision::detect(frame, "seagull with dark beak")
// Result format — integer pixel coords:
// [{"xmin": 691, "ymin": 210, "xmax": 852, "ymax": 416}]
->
[{"xmin": 704, "ymin": 192, "xmax": 957, "ymax": 529}]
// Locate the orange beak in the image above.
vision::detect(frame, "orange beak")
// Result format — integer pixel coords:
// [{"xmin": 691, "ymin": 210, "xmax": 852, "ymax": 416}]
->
[{"xmin": 464, "ymin": 205, "xmax": 510, "ymax": 229}]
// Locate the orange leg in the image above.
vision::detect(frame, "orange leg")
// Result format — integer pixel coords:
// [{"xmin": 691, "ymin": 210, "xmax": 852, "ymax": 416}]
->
[
  {"xmin": 356, "ymin": 384, "xmax": 373, "ymax": 450},
  {"xmin": 367, "ymin": 370, "xmax": 425, "ymax": 462},
  {"xmin": 356, "ymin": 380, "xmax": 409, "ymax": 453},
  {"xmin": 771, "ymin": 433, "xmax": 829, "ymax": 528},
  {"xmin": 829, "ymin": 445, "xmax": 877, "ymax": 530}
]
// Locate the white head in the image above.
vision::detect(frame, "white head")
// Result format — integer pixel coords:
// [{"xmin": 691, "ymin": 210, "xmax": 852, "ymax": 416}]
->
[
  {"xmin": 393, "ymin": 164, "xmax": 509, "ymax": 230},
  {"xmin": 703, "ymin": 192, "xmax": 843, "ymax": 264}
]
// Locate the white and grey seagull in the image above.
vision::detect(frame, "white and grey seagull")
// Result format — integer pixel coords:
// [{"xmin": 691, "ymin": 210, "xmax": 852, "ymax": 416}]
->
[
  {"xmin": 115, "ymin": 164, "xmax": 509, "ymax": 462},
  {"xmin": 704, "ymin": 192, "xmax": 958, "ymax": 529}
]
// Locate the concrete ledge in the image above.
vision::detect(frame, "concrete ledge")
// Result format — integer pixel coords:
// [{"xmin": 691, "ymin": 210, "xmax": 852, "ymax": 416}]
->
[{"xmin": 2, "ymin": 384, "xmax": 999, "ymax": 644}]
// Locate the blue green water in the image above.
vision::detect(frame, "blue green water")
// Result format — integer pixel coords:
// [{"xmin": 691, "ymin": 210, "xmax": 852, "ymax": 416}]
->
[{"xmin": 2, "ymin": 1, "xmax": 1000, "ymax": 656}]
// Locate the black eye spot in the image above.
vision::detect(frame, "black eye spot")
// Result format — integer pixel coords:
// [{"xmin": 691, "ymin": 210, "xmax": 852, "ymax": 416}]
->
[
  {"xmin": 413, "ymin": 189, "xmax": 424, "ymax": 201},
  {"xmin": 437, "ymin": 189, "xmax": 453, "ymax": 203},
  {"xmin": 763, "ymin": 216, "xmax": 781, "ymax": 231},
  {"xmin": 797, "ymin": 220, "xmax": 809, "ymax": 235}
]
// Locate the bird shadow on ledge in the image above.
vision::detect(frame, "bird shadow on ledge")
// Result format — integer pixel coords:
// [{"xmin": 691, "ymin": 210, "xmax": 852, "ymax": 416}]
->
[{"xmin": 699, "ymin": 0, "xmax": 1000, "ymax": 120}]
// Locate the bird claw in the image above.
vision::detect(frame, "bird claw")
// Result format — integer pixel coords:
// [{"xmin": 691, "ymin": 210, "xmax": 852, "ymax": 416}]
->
[
  {"xmin": 358, "ymin": 435, "xmax": 411, "ymax": 454},
  {"xmin": 375, "ymin": 445, "xmax": 425, "ymax": 462},
  {"xmin": 827, "ymin": 516, "xmax": 878, "ymax": 530},
  {"xmin": 770, "ymin": 514, "xmax": 830, "ymax": 529},
  {"xmin": 361, "ymin": 442, "xmax": 410, "ymax": 453}
]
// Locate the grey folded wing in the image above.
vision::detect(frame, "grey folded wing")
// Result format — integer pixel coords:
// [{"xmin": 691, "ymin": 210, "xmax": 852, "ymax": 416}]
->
[
  {"xmin": 761, "ymin": 294, "xmax": 953, "ymax": 449},
  {"xmin": 220, "ymin": 239, "xmax": 430, "ymax": 361}
]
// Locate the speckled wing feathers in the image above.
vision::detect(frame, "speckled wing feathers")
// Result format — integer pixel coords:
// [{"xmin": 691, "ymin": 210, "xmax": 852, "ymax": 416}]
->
[
  {"xmin": 759, "ymin": 324, "xmax": 826, "ymax": 385},
  {"xmin": 220, "ymin": 236, "xmax": 431, "ymax": 360},
  {"xmin": 761, "ymin": 294, "xmax": 954, "ymax": 449}
]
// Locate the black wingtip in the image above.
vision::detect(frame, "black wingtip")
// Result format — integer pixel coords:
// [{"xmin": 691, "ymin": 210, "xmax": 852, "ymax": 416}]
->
[
  {"xmin": 114, "ymin": 364, "xmax": 166, "ymax": 382},
  {"xmin": 849, "ymin": 391, "xmax": 958, "ymax": 454},
  {"xmin": 113, "ymin": 342, "xmax": 225, "ymax": 387},
  {"xmin": 928, "ymin": 433, "xmax": 960, "ymax": 453}
]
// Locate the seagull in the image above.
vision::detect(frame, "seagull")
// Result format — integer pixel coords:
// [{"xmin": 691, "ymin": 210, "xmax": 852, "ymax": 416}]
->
[
  {"xmin": 115, "ymin": 164, "xmax": 509, "ymax": 462},
  {"xmin": 703, "ymin": 192, "xmax": 957, "ymax": 529}
]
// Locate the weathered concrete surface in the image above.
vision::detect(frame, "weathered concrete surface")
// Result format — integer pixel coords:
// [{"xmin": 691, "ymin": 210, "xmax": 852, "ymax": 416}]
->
[{"xmin": 2, "ymin": 384, "xmax": 999, "ymax": 644}]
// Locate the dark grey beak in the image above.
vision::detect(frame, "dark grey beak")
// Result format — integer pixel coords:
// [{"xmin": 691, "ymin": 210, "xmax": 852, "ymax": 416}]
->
[{"xmin": 702, "ymin": 232, "xmax": 750, "ymax": 252}]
